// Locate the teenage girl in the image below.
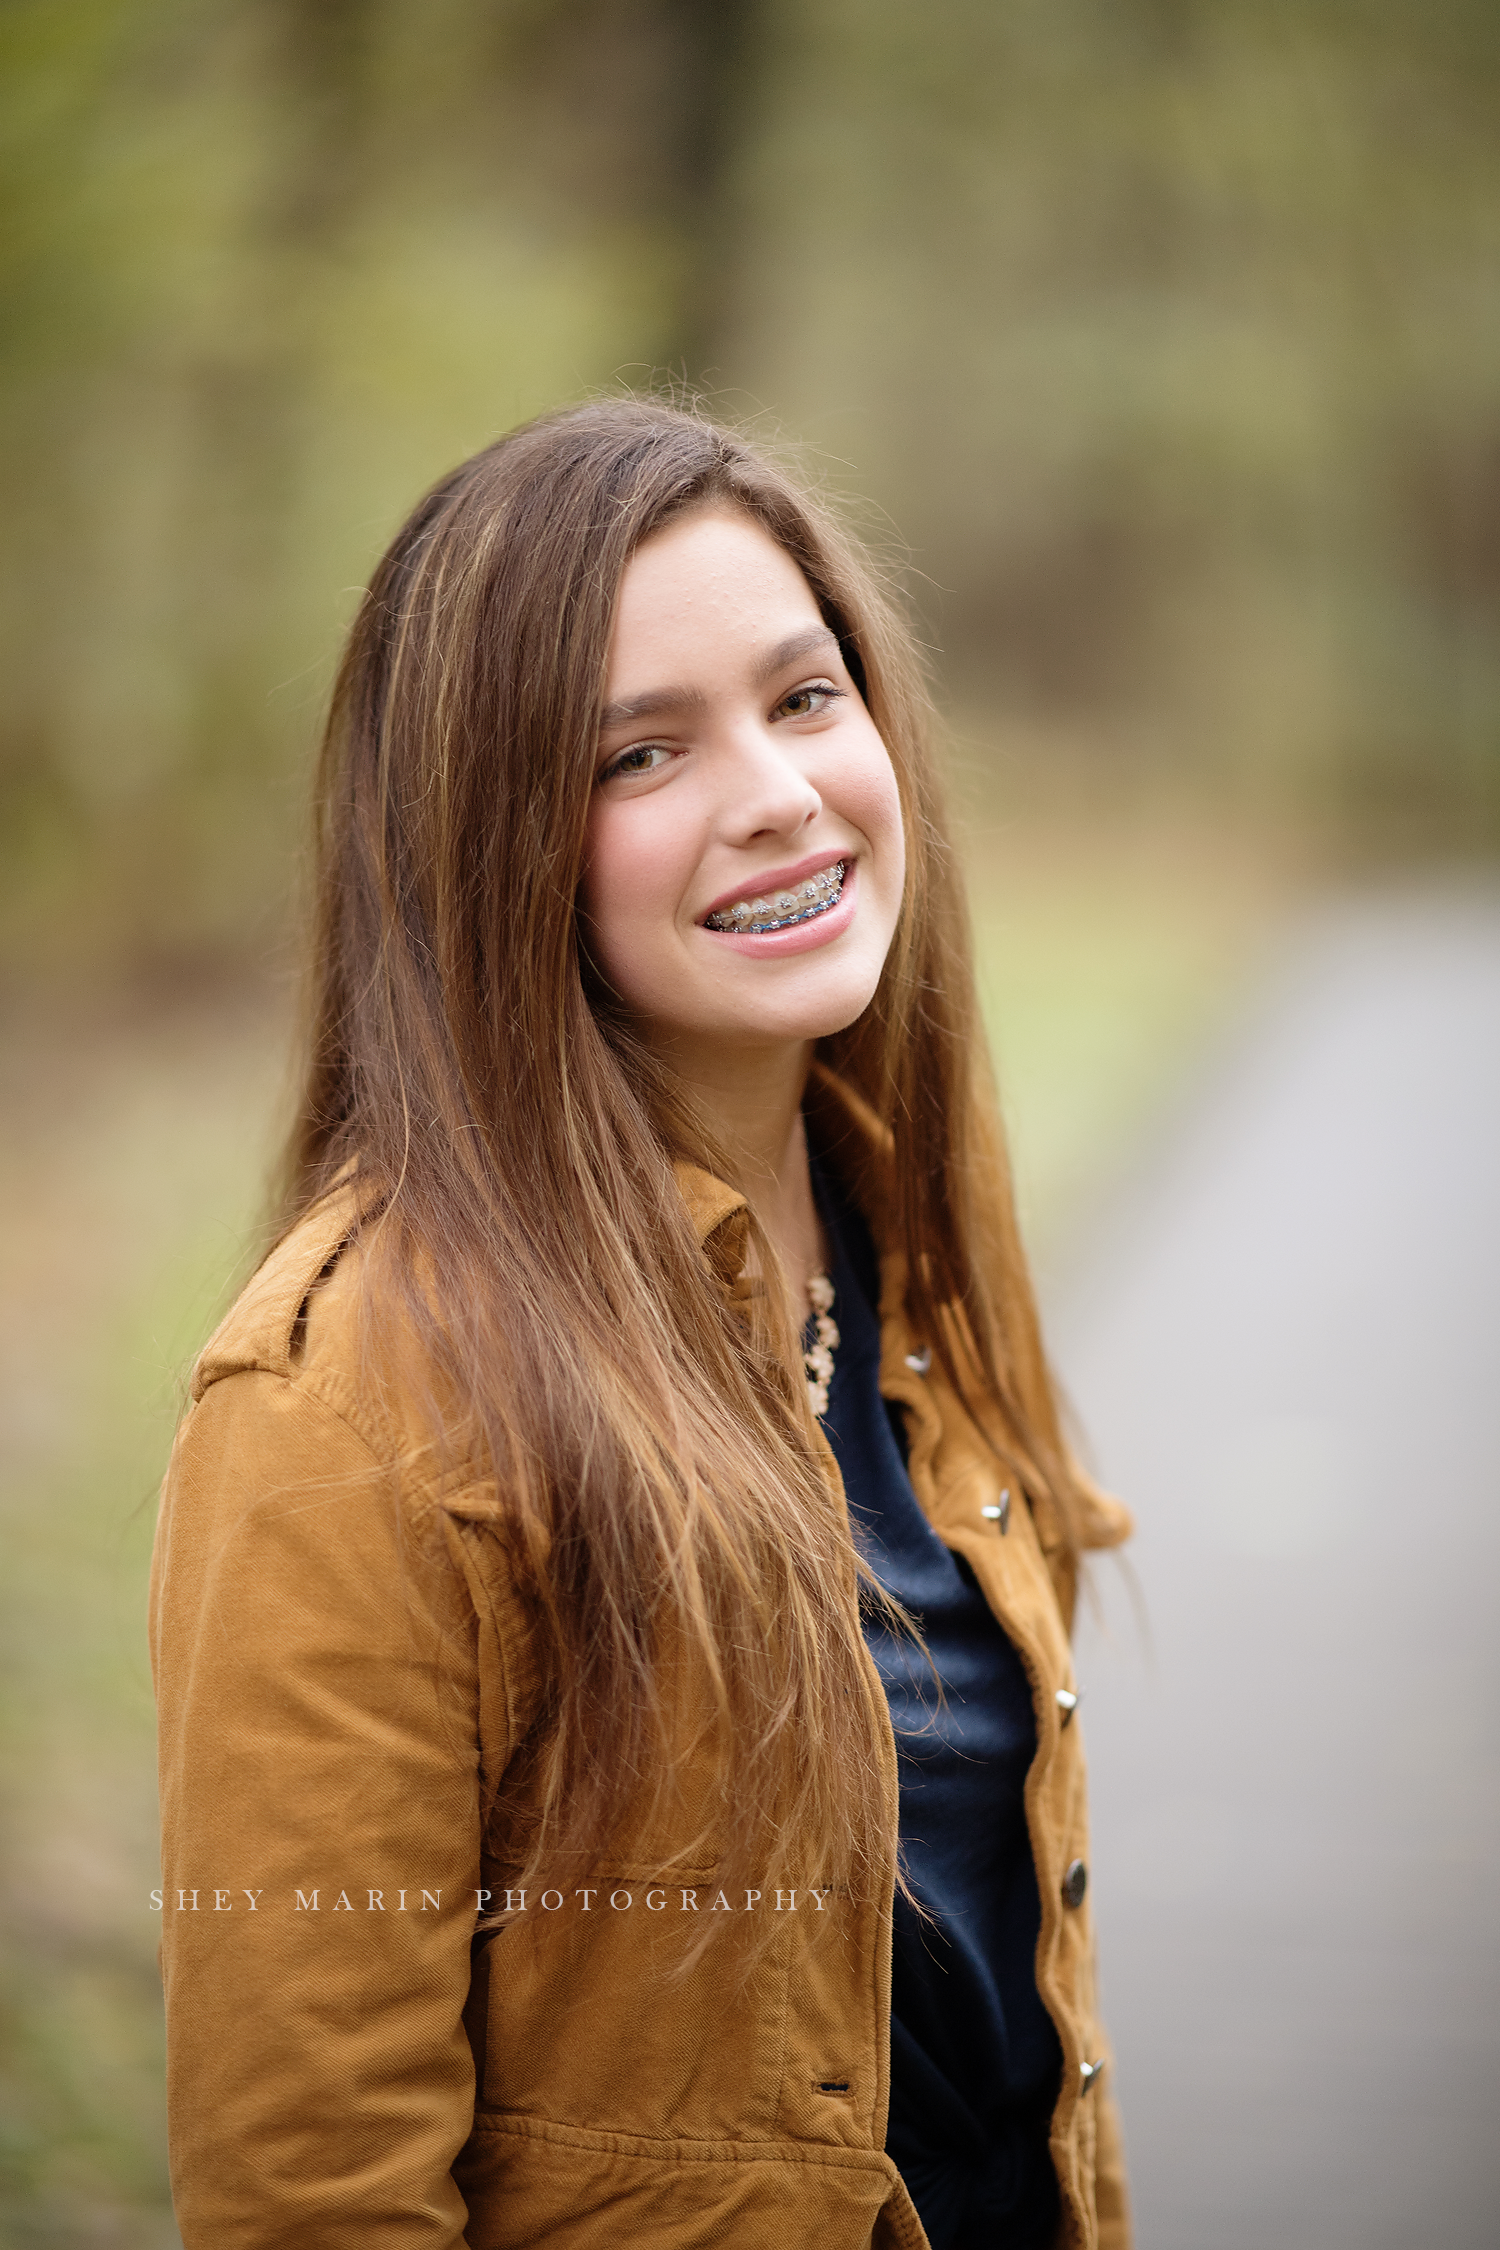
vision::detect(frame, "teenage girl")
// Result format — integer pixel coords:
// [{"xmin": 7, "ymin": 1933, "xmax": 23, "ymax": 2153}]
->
[{"xmin": 152, "ymin": 399, "xmax": 1132, "ymax": 2249}]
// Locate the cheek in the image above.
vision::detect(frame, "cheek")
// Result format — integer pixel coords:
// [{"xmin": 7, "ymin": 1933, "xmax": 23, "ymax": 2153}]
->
[
  {"xmin": 834, "ymin": 737, "xmax": 906, "ymax": 888},
  {"xmin": 579, "ymin": 801, "xmax": 692, "ymax": 981}
]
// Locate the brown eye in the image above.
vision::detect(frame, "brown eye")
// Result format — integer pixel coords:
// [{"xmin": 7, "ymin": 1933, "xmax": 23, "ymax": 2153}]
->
[
  {"xmin": 776, "ymin": 682, "xmax": 843, "ymax": 722},
  {"xmin": 600, "ymin": 743, "xmax": 670, "ymax": 783}
]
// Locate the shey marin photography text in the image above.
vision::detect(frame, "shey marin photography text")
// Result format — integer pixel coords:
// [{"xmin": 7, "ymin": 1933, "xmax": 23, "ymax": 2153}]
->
[{"xmin": 151, "ymin": 1884, "xmax": 832, "ymax": 1917}]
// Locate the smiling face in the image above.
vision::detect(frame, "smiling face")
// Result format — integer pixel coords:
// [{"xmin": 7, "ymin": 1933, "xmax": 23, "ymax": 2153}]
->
[{"xmin": 580, "ymin": 508, "xmax": 906, "ymax": 1080}]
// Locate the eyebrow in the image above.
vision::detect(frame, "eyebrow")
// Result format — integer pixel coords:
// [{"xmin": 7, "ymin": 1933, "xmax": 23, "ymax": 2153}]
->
[{"xmin": 597, "ymin": 624, "xmax": 841, "ymax": 733}]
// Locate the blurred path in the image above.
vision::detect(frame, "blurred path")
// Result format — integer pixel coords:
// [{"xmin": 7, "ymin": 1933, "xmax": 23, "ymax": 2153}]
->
[{"xmin": 1050, "ymin": 892, "xmax": 1500, "ymax": 2250}]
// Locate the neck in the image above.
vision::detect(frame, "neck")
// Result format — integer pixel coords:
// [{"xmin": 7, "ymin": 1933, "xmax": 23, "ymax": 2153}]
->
[{"xmin": 664, "ymin": 1037, "xmax": 826, "ymax": 1306}]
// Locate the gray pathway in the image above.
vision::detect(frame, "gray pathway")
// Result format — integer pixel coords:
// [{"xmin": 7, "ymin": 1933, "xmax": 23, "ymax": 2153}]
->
[{"xmin": 1048, "ymin": 893, "xmax": 1500, "ymax": 2250}]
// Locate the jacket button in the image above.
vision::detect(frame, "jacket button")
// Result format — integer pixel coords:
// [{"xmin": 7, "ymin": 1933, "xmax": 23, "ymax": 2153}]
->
[
  {"xmin": 1056, "ymin": 1688, "xmax": 1080, "ymax": 1726},
  {"xmin": 981, "ymin": 1489, "xmax": 1011, "ymax": 1533},
  {"xmin": 1080, "ymin": 2058, "xmax": 1105, "ymax": 2095},
  {"xmin": 904, "ymin": 1345, "xmax": 932, "ymax": 1374},
  {"xmin": 1061, "ymin": 1858, "xmax": 1088, "ymax": 1908}
]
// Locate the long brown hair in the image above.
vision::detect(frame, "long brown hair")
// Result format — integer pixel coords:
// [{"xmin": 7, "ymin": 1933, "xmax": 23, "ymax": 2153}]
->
[{"xmin": 283, "ymin": 397, "xmax": 1083, "ymax": 1912}]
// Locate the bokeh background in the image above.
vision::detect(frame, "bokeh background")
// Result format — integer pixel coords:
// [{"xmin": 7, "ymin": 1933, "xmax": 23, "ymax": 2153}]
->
[{"xmin": 2, "ymin": 3, "xmax": 1498, "ymax": 2244}]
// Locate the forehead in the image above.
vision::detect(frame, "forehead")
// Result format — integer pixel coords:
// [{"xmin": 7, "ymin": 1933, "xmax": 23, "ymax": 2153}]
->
[{"xmin": 606, "ymin": 509, "xmax": 823, "ymax": 690}]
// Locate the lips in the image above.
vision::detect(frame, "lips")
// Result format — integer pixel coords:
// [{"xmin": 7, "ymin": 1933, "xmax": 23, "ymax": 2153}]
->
[{"xmin": 702, "ymin": 859, "xmax": 847, "ymax": 934}]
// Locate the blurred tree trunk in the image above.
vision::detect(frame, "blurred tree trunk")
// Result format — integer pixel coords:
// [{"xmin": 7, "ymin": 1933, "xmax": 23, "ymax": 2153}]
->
[
  {"xmin": 497, "ymin": 0, "xmax": 760, "ymax": 383},
  {"xmin": 656, "ymin": 0, "xmax": 759, "ymax": 378}
]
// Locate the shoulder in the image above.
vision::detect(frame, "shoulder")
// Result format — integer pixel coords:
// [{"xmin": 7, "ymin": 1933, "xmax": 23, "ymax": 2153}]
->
[
  {"xmin": 161, "ymin": 1172, "xmax": 535, "ymax": 1595},
  {"xmin": 194, "ymin": 1181, "xmax": 363, "ymax": 1395},
  {"xmin": 187, "ymin": 1183, "xmax": 502, "ymax": 1518},
  {"xmin": 189, "ymin": 1182, "xmax": 409, "ymax": 1475}
]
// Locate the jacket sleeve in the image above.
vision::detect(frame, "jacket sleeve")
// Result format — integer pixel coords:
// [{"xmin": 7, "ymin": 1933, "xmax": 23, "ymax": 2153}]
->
[{"xmin": 150, "ymin": 1368, "xmax": 484, "ymax": 2248}]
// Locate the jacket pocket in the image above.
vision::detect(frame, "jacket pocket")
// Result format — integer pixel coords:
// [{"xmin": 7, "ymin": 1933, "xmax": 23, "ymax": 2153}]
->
[
  {"xmin": 467, "ymin": 1899, "xmax": 793, "ymax": 2144},
  {"xmin": 455, "ymin": 2111, "xmax": 906, "ymax": 2250}
]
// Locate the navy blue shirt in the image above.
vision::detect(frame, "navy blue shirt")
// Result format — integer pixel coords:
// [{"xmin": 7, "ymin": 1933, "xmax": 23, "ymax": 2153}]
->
[{"xmin": 810, "ymin": 1162, "xmax": 1061, "ymax": 2250}]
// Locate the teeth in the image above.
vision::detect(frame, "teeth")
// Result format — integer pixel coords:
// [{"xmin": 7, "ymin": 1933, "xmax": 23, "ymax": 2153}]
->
[{"xmin": 705, "ymin": 861, "xmax": 846, "ymax": 932}]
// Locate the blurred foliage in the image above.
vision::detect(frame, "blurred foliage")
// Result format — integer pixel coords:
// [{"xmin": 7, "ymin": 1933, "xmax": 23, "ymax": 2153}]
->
[
  {"xmin": 0, "ymin": 984, "xmax": 284, "ymax": 2246},
  {"xmin": 725, "ymin": 0, "xmax": 1500, "ymax": 839},
  {"xmin": 2, "ymin": 0, "xmax": 1498, "ymax": 986},
  {"xmin": 0, "ymin": 0, "xmax": 751, "ymax": 974}
]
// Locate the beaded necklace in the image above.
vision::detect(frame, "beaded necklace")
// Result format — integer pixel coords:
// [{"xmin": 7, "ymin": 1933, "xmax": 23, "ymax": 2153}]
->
[{"xmin": 804, "ymin": 1272, "xmax": 839, "ymax": 1418}]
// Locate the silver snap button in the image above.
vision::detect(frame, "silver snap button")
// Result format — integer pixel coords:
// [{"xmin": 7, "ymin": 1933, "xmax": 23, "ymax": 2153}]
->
[
  {"xmin": 980, "ymin": 1488, "xmax": 1011, "ymax": 1533},
  {"xmin": 904, "ymin": 1345, "xmax": 931, "ymax": 1375},
  {"xmin": 1056, "ymin": 1688, "xmax": 1080, "ymax": 1726},
  {"xmin": 1080, "ymin": 2057, "xmax": 1105, "ymax": 2094},
  {"xmin": 1061, "ymin": 1858, "xmax": 1088, "ymax": 1909}
]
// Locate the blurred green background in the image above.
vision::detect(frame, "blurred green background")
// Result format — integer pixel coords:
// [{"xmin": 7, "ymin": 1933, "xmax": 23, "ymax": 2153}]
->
[{"xmin": 2, "ymin": 1, "xmax": 1497, "ymax": 2240}]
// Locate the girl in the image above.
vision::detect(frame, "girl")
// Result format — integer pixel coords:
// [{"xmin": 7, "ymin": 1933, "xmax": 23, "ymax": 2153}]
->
[{"xmin": 151, "ymin": 399, "xmax": 1132, "ymax": 2249}]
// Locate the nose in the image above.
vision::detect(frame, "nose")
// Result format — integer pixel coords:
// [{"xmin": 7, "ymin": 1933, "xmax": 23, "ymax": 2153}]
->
[{"xmin": 718, "ymin": 721, "xmax": 822, "ymax": 846}]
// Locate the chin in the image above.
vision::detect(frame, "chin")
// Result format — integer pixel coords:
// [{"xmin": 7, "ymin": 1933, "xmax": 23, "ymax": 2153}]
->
[{"xmin": 736, "ymin": 983, "xmax": 885, "ymax": 1048}]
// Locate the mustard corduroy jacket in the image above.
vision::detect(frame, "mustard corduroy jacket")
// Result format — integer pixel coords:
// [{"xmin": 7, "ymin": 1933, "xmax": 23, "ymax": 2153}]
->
[{"xmin": 151, "ymin": 1098, "xmax": 1133, "ymax": 2249}]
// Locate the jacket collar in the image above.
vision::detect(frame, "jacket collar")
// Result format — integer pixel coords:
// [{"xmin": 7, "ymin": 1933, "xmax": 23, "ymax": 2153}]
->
[
  {"xmin": 671, "ymin": 1063, "xmax": 896, "ymax": 1281},
  {"xmin": 671, "ymin": 1070, "xmax": 1132, "ymax": 1565}
]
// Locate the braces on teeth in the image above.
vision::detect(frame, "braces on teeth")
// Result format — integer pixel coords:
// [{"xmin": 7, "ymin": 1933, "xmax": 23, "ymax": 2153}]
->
[{"xmin": 704, "ymin": 861, "xmax": 847, "ymax": 934}]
